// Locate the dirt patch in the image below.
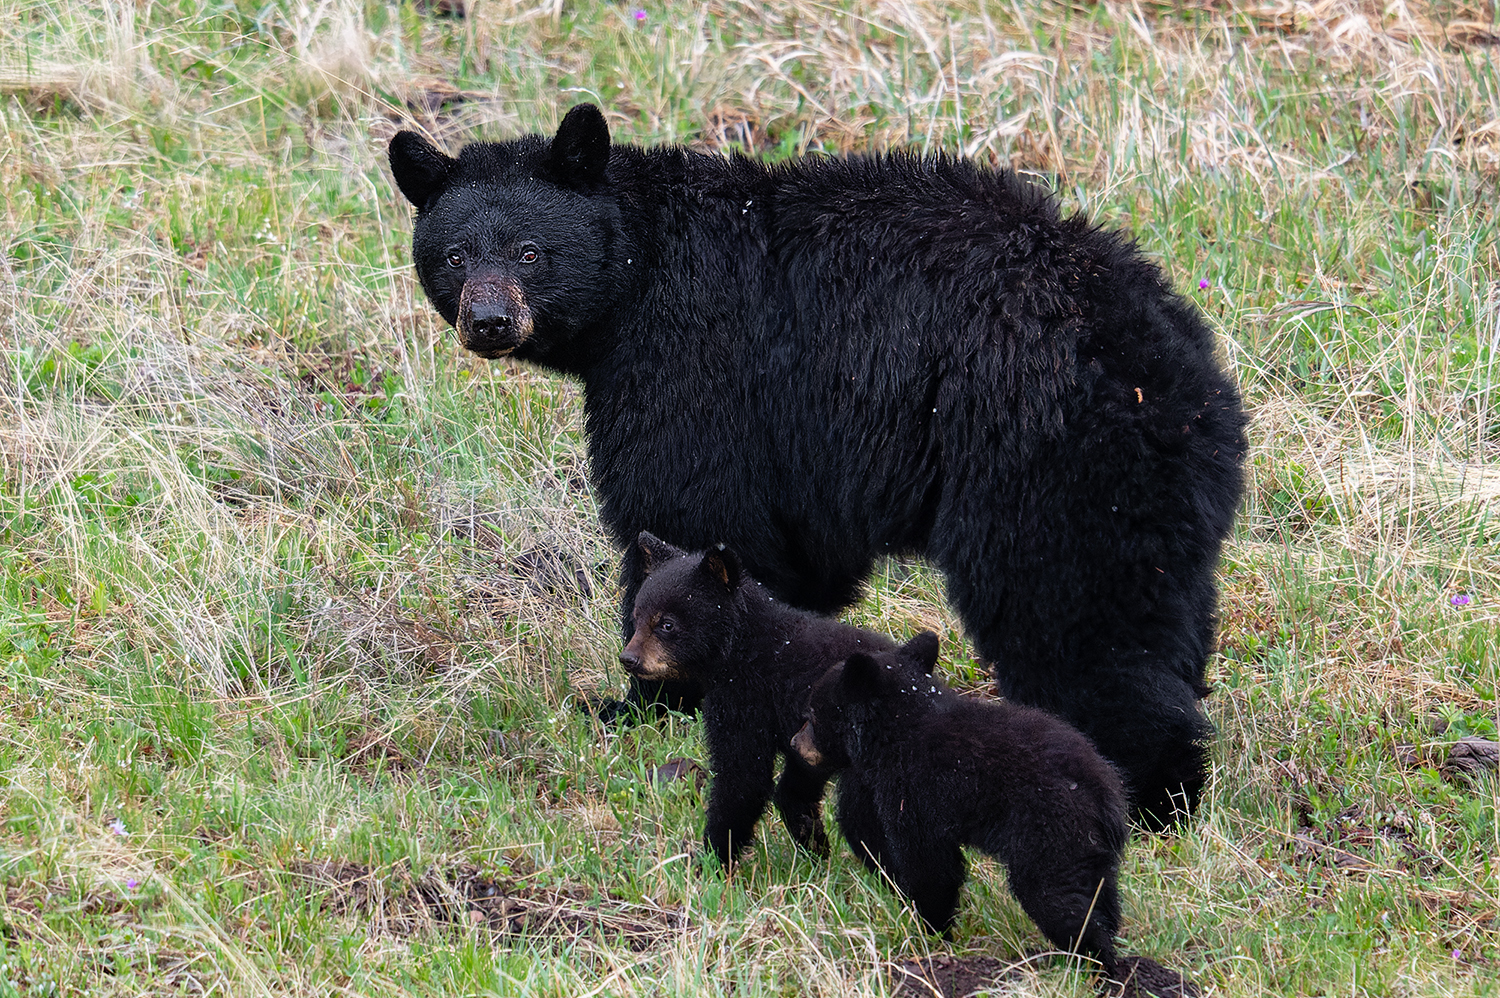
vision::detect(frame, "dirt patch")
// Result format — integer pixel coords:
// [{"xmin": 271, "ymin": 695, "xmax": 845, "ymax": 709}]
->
[
  {"xmin": 1277, "ymin": 797, "xmax": 1441, "ymax": 878},
  {"xmin": 890, "ymin": 953, "xmax": 1201, "ymax": 998},
  {"xmin": 342, "ymin": 728, "xmax": 413, "ymax": 778},
  {"xmin": 288, "ymin": 861, "xmax": 687, "ymax": 951},
  {"xmin": 310, "ymin": 591, "xmax": 460, "ymax": 674},
  {"xmin": 507, "ymin": 545, "xmax": 596, "ymax": 600},
  {"xmin": 890, "ymin": 954, "xmax": 1027, "ymax": 997},
  {"xmin": 1107, "ymin": 956, "xmax": 1203, "ymax": 998}
]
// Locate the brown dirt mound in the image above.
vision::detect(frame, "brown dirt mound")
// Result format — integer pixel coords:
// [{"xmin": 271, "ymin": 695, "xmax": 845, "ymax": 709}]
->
[
  {"xmin": 890, "ymin": 952, "xmax": 1201, "ymax": 997},
  {"xmin": 890, "ymin": 954, "xmax": 1027, "ymax": 997}
]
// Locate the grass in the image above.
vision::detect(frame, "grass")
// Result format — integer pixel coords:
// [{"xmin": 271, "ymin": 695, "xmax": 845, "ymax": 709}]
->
[{"xmin": 1, "ymin": 0, "xmax": 1498, "ymax": 994}]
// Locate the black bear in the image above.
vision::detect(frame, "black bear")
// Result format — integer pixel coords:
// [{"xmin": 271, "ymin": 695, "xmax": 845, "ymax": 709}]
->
[
  {"xmin": 792, "ymin": 644, "xmax": 1127, "ymax": 974},
  {"xmin": 618, "ymin": 531, "xmax": 937, "ymax": 867},
  {"xmin": 388, "ymin": 103, "xmax": 1247, "ymax": 826}
]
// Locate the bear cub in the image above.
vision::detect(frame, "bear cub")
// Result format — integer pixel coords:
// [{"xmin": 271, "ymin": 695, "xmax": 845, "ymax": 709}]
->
[
  {"xmin": 619, "ymin": 530, "xmax": 936, "ymax": 868},
  {"xmin": 794, "ymin": 644, "xmax": 1128, "ymax": 972}
]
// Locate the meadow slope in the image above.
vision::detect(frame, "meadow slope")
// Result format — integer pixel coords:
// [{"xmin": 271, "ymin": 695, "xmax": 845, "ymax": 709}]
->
[{"xmin": 1, "ymin": 1, "xmax": 1497, "ymax": 995}]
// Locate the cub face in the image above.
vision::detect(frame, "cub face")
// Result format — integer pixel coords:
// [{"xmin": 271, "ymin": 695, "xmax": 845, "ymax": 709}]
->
[
  {"xmin": 795, "ymin": 631, "xmax": 942, "ymax": 769},
  {"xmin": 617, "ymin": 531, "xmax": 742, "ymax": 683}
]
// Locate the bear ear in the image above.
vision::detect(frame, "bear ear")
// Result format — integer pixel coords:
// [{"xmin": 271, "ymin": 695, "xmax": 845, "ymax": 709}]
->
[
  {"xmin": 388, "ymin": 131, "xmax": 455, "ymax": 210},
  {"xmin": 899, "ymin": 631, "xmax": 941, "ymax": 675},
  {"xmin": 545, "ymin": 103, "xmax": 611, "ymax": 188},
  {"xmin": 637, "ymin": 531, "xmax": 685, "ymax": 575},
  {"xmin": 839, "ymin": 652, "xmax": 883, "ymax": 697},
  {"xmin": 699, "ymin": 546, "xmax": 742, "ymax": 593}
]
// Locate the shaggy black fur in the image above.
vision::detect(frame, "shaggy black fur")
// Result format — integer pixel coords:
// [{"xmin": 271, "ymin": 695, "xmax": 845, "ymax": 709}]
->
[
  {"xmin": 389, "ymin": 103, "xmax": 1247, "ymax": 826},
  {"xmin": 795, "ymin": 645, "xmax": 1128, "ymax": 973},
  {"xmin": 618, "ymin": 531, "xmax": 936, "ymax": 868}
]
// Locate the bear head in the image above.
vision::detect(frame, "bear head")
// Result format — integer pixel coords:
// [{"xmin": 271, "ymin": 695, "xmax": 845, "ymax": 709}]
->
[
  {"xmin": 618, "ymin": 531, "xmax": 744, "ymax": 684},
  {"xmin": 792, "ymin": 631, "xmax": 941, "ymax": 768},
  {"xmin": 388, "ymin": 104, "xmax": 636, "ymax": 361}
]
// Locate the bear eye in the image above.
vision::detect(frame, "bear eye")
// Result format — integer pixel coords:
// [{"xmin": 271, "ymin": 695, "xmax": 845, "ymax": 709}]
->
[
  {"xmin": 656, "ymin": 618, "xmax": 675, "ymax": 635},
  {"xmin": 518, "ymin": 243, "xmax": 539, "ymax": 265},
  {"xmin": 446, "ymin": 251, "xmax": 463, "ymax": 269}
]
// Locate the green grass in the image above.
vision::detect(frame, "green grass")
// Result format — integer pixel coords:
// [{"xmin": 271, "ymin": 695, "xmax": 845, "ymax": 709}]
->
[{"xmin": 2, "ymin": 0, "xmax": 1499, "ymax": 994}]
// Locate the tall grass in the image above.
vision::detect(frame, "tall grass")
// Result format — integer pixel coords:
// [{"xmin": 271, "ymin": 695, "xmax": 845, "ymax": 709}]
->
[{"xmin": 1, "ymin": 1, "xmax": 1497, "ymax": 995}]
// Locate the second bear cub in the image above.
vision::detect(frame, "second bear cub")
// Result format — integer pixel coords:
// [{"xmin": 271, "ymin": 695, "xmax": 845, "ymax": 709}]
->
[
  {"xmin": 793, "ymin": 646, "xmax": 1128, "ymax": 969},
  {"xmin": 619, "ymin": 531, "xmax": 936, "ymax": 868}
]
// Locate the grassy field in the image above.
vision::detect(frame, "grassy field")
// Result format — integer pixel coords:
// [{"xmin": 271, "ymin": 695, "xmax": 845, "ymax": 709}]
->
[{"xmin": 1, "ymin": 0, "xmax": 1498, "ymax": 994}]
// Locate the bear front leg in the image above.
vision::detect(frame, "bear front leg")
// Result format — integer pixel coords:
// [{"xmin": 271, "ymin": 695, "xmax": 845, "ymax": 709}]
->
[
  {"xmin": 771, "ymin": 755, "xmax": 830, "ymax": 857},
  {"xmin": 703, "ymin": 749, "xmax": 777, "ymax": 868},
  {"xmin": 898, "ymin": 844, "xmax": 966, "ymax": 937},
  {"xmin": 884, "ymin": 823, "xmax": 966, "ymax": 936},
  {"xmin": 834, "ymin": 773, "xmax": 892, "ymax": 874}
]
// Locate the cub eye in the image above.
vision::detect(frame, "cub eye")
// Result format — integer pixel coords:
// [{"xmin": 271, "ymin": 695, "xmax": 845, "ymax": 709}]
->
[
  {"xmin": 518, "ymin": 243, "xmax": 539, "ymax": 265},
  {"xmin": 656, "ymin": 618, "xmax": 675, "ymax": 635},
  {"xmin": 446, "ymin": 252, "xmax": 463, "ymax": 269}
]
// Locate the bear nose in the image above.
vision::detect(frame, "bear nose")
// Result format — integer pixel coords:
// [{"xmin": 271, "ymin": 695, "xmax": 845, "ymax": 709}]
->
[
  {"xmin": 618, "ymin": 648, "xmax": 640, "ymax": 671},
  {"xmin": 468, "ymin": 303, "xmax": 513, "ymax": 341}
]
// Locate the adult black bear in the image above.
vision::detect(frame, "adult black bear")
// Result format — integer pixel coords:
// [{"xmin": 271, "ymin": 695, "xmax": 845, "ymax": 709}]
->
[
  {"xmin": 388, "ymin": 103, "xmax": 1247, "ymax": 827},
  {"xmin": 793, "ymin": 644, "xmax": 1127, "ymax": 969},
  {"xmin": 618, "ymin": 530, "xmax": 938, "ymax": 868}
]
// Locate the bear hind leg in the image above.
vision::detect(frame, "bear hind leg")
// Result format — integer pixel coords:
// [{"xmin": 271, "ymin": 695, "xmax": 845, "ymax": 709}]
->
[
  {"xmin": 1005, "ymin": 859, "xmax": 1120, "ymax": 974},
  {"xmin": 945, "ymin": 551, "xmax": 1213, "ymax": 827}
]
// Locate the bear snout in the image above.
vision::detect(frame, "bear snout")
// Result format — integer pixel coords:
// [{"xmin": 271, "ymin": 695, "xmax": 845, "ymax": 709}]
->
[
  {"xmin": 619, "ymin": 631, "xmax": 680, "ymax": 680},
  {"xmin": 457, "ymin": 277, "xmax": 533, "ymax": 357},
  {"xmin": 790, "ymin": 721, "xmax": 823, "ymax": 767}
]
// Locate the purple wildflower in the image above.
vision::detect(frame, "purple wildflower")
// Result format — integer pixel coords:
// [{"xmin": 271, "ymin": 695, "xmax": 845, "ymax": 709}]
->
[
  {"xmin": 109, "ymin": 818, "xmax": 127, "ymax": 836},
  {"xmin": 1198, "ymin": 278, "xmax": 1210, "ymax": 290},
  {"xmin": 126, "ymin": 879, "xmax": 139, "ymax": 891},
  {"xmin": 1450, "ymin": 593, "xmax": 1472, "ymax": 607},
  {"xmin": 633, "ymin": 8, "xmax": 646, "ymax": 21}
]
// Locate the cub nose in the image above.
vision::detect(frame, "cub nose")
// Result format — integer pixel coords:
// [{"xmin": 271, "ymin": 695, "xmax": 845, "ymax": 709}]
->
[{"xmin": 618, "ymin": 648, "xmax": 641, "ymax": 673}]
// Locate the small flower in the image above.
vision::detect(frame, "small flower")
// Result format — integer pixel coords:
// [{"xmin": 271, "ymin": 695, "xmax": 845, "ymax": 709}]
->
[
  {"xmin": 1453, "ymin": 948, "xmax": 1463, "ymax": 960},
  {"xmin": 1450, "ymin": 593, "xmax": 1472, "ymax": 607},
  {"xmin": 109, "ymin": 818, "xmax": 127, "ymax": 836},
  {"xmin": 1198, "ymin": 278, "xmax": 1210, "ymax": 290},
  {"xmin": 633, "ymin": 8, "xmax": 646, "ymax": 20},
  {"xmin": 126, "ymin": 879, "xmax": 139, "ymax": 891}
]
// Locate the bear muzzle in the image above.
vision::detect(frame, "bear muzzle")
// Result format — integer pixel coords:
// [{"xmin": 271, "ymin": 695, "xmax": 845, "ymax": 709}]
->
[
  {"xmin": 790, "ymin": 721, "xmax": 823, "ymax": 768},
  {"xmin": 619, "ymin": 632, "xmax": 680, "ymax": 680},
  {"xmin": 457, "ymin": 277, "xmax": 533, "ymax": 358}
]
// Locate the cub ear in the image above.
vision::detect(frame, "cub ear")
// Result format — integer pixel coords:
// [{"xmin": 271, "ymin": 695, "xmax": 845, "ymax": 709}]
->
[
  {"xmin": 637, "ymin": 531, "xmax": 685, "ymax": 575},
  {"xmin": 699, "ymin": 546, "xmax": 742, "ymax": 593},
  {"xmin": 840, "ymin": 652, "xmax": 883, "ymax": 696},
  {"xmin": 899, "ymin": 631, "xmax": 941, "ymax": 675},
  {"xmin": 388, "ymin": 131, "xmax": 455, "ymax": 210},
  {"xmin": 545, "ymin": 103, "xmax": 611, "ymax": 188}
]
